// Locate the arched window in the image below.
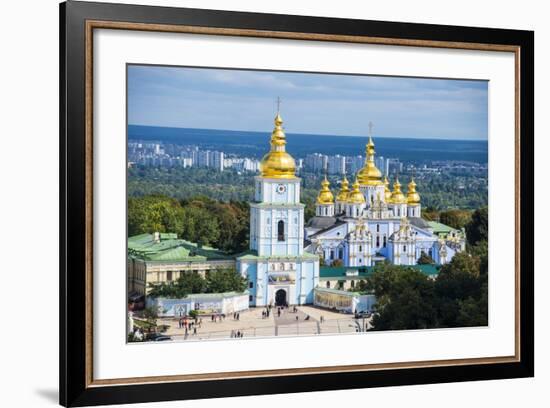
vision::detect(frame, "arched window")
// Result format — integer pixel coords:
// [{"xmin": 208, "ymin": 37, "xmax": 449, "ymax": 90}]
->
[
  {"xmin": 376, "ymin": 236, "xmax": 380, "ymax": 247},
  {"xmin": 277, "ymin": 220, "xmax": 285, "ymax": 241},
  {"xmin": 376, "ymin": 224, "xmax": 380, "ymax": 232}
]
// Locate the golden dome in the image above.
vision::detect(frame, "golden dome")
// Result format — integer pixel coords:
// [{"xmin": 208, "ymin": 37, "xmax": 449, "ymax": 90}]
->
[
  {"xmin": 259, "ymin": 113, "xmax": 296, "ymax": 179},
  {"xmin": 336, "ymin": 175, "xmax": 350, "ymax": 202},
  {"xmin": 357, "ymin": 136, "xmax": 383, "ymax": 186},
  {"xmin": 317, "ymin": 175, "xmax": 334, "ymax": 204},
  {"xmin": 407, "ymin": 178, "xmax": 421, "ymax": 205},
  {"xmin": 348, "ymin": 178, "xmax": 366, "ymax": 204},
  {"xmin": 384, "ymin": 176, "xmax": 392, "ymax": 202},
  {"xmin": 390, "ymin": 178, "xmax": 407, "ymax": 204}
]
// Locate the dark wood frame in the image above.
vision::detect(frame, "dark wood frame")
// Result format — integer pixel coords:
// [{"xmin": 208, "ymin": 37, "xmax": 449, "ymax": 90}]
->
[{"xmin": 60, "ymin": 1, "xmax": 534, "ymax": 406}]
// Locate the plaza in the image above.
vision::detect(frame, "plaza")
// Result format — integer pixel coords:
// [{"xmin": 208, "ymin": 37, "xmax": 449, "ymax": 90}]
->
[{"xmin": 153, "ymin": 306, "xmax": 367, "ymax": 342}]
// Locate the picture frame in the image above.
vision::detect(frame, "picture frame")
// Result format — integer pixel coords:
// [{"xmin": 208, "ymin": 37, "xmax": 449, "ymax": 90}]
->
[{"xmin": 60, "ymin": 1, "xmax": 534, "ymax": 406}]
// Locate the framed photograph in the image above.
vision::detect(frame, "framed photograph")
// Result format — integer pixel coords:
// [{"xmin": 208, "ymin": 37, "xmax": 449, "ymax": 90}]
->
[{"xmin": 60, "ymin": 1, "xmax": 534, "ymax": 406}]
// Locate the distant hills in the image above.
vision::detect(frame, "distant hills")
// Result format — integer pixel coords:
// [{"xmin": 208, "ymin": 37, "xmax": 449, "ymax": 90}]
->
[{"xmin": 128, "ymin": 125, "xmax": 488, "ymax": 164}]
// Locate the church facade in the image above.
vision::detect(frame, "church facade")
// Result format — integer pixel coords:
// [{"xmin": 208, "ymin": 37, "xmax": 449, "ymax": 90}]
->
[
  {"xmin": 237, "ymin": 113, "xmax": 319, "ymax": 307},
  {"xmin": 237, "ymin": 113, "xmax": 465, "ymax": 308},
  {"xmin": 306, "ymin": 127, "xmax": 466, "ymax": 269}
]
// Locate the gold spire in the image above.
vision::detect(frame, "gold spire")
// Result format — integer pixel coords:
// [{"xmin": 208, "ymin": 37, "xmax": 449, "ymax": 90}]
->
[
  {"xmin": 317, "ymin": 175, "xmax": 334, "ymax": 204},
  {"xmin": 384, "ymin": 176, "xmax": 392, "ymax": 202},
  {"xmin": 407, "ymin": 177, "xmax": 421, "ymax": 205},
  {"xmin": 259, "ymin": 112, "xmax": 296, "ymax": 178},
  {"xmin": 336, "ymin": 175, "xmax": 350, "ymax": 202},
  {"xmin": 390, "ymin": 177, "xmax": 406, "ymax": 204},
  {"xmin": 357, "ymin": 123, "xmax": 383, "ymax": 186},
  {"xmin": 348, "ymin": 177, "xmax": 366, "ymax": 204}
]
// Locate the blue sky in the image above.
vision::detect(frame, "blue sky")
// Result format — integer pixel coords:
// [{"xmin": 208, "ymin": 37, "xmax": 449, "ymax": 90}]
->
[{"xmin": 128, "ymin": 65, "xmax": 488, "ymax": 140}]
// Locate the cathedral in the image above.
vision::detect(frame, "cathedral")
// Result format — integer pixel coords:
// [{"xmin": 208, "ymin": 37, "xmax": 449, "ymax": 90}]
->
[{"xmin": 237, "ymin": 112, "xmax": 465, "ymax": 308}]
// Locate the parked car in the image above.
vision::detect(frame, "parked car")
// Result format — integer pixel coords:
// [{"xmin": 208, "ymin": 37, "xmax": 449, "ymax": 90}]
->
[{"xmin": 147, "ymin": 332, "xmax": 171, "ymax": 342}]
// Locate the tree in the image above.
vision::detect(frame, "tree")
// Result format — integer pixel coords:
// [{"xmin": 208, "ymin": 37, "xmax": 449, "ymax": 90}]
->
[
  {"xmin": 417, "ymin": 251, "xmax": 435, "ymax": 265},
  {"xmin": 180, "ymin": 206, "xmax": 220, "ymax": 247},
  {"xmin": 422, "ymin": 207, "xmax": 439, "ymax": 221},
  {"xmin": 439, "ymin": 209, "xmax": 472, "ymax": 230},
  {"xmin": 367, "ymin": 264, "xmax": 437, "ymax": 330},
  {"xmin": 205, "ymin": 268, "xmax": 247, "ymax": 294},
  {"xmin": 142, "ymin": 306, "xmax": 159, "ymax": 326},
  {"xmin": 128, "ymin": 195, "xmax": 184, "ymax": 236},
  {"xmin": 465, "ymin": 207, "xmax": 488, "ymax": 246},
  {"xmin": 148, "ymin": 272, "xmax": 206, "ymax": 299}
]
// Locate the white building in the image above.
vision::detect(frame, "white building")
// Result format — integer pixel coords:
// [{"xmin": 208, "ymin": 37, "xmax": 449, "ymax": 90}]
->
[{"xmin": 305, "ymin": 130, "xmax": 466, "ymax": 268}]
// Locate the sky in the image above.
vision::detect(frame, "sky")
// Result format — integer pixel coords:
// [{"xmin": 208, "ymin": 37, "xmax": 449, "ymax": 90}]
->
[{"xmin": 127, "ymin": 65, "xmax": 488, "ymax": 140}]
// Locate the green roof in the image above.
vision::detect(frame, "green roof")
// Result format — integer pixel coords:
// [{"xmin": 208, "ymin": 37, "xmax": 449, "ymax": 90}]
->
[
  {"xmin": 320, "ymin": 264, "xmax": 441, "ymax": 279},
  {"xmin": 427, "ymin": 221, "xmax": 456, "ymax": 235},
  {"xmin": 128, "ymin": 233, "xmax": 232, "ymax": 262}
]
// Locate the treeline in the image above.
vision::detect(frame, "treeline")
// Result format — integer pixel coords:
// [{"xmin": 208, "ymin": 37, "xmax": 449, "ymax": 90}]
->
[
  {"xmin": 128, "ymin": 195, "xmax": 249, "ymax": 254},
  {"xmin": 147, "ymin": 268, "xmax": 247, "ymax": 299},
  {"xmin": 367, "ymin": 207, "xmax": 489, "ymax": 330},
  {"xmin": 128, "ymin": 166, "xmax": 488, "ymax": 215}
]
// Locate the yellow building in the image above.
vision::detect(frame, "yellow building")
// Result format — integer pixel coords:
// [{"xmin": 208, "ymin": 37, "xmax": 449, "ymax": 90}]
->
[{"xmin": 127, "ymin": 232, "xmax": 235, "ymax": 296}]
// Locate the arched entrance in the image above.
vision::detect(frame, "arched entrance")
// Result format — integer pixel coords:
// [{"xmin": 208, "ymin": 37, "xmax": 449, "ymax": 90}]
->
[{"xmin": 275, "ymin": 289, "xmax": 287, "ymax": 307}]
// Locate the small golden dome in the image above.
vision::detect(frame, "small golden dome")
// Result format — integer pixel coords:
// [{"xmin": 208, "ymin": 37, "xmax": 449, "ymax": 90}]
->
[
  {"xmin": 407, "ymin": 178, "xmax": 421, "ymax": 205},
  {"xmin": 348, "ymin": 178, "xmax": 366, "ymax": 204},
  {"xmin": 336, "ymin": 175, "xmax": 350, "ymax": 202},
  {"xmin": 317, "ymin": 175, "xmax": 334, "ymax": 204},
  {"xmin": 260, "ymin": 113, "xmax": 296, "ymax": 179},
  {"xmin": 390, "ymin": 178, "xmax": 407, "ymax": 204},
  {"xmin": 384, "ymin": 176, "xmax": 392, "ymax": 202},
  {"xmin": 357, "ymin": 136, "xmax": 383, "ymax": 186}
]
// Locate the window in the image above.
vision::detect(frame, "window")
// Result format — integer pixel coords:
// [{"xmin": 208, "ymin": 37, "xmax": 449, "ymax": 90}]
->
[
  {"xmin": 277, "ymin": 220, "xmax": 285, "ymax": 241},
  {"xmin": 326, "ymin": 281, "xmax": 331, "ymax": 288},
  {"xmin": 376, "ymin": 236, "xmax": 380, "ymax": 247},
  {"xmin": 249, "ymin": 295, "xmax": 253, "ymax": 302},
  {"xmin": 403, "ymin": 245, "xmax": 407, "ymax": 252},
  {"xmin": 383, "ymin": 236, "xmax": 387, "ymax": 247},
  {"xmin": 330, "ymin": 250, "xmax": 335, "ymax": 260},
  {"xmin": 249, "ymin": 281, "xmax": 254, "ymax": 289},
  {"xmin": 376, "ymin": 224, "xmax": 380, "ymax": 232},
  {"xmin": 339, "ymin": 249, "xmax": 343, "ymax": 259},
  {"xmin": 351, "ymin": 280, "xmax": 355, "ymax": 288},
  {"xmin": 166, "ymin": 271, "xmax": 172, "ymax": 281},
  {"xmin": 359, "ymin": 245, "xmax": 362, "ymax": 252}
]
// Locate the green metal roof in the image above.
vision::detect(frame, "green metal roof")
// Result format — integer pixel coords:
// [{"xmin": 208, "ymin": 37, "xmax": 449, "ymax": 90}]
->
[
  {"xmin": 319, "ymin": 264, "xmax": 440, "ymax": 279},
  {"xmin": 128, "ymin": 233, "xmax": 232, "ymax": 262},
  {"xmin": 427, "ymin": 221, "xmax": 456, "ymax": 235}
]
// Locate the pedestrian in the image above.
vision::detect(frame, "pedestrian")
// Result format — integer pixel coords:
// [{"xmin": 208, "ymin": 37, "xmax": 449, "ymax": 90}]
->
[
  {"xmin": 278, "ymin": 309, "xmax": 281, "ymax": 317},
  {"xmin": 193, "ymin": 327, "xmax": 197, "ymax": 335},
  {"xmin": 296, "ymin": 315, "xmax": 299, "ymax": 321}
]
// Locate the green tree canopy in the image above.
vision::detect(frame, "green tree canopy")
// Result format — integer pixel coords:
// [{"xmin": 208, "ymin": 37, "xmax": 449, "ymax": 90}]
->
[
  {"xmin": 417, "ymin": 251, "xmax": 435, "ymax": 265},
  {"xmin": 147, "ymin": 268, "xmax": 246, "ymax": 299},
  {"xmin": 465, "ymin": 207, "xmax": 488, "ymax": 246},
  {"xmin": 439, "ymin": 209, "xmax": 472, "ymax": 230}
]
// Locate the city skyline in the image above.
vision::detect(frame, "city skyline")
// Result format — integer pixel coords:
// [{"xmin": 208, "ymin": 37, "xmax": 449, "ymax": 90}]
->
[{"xmin": 128, "ymin": 65, "xmax": 489, "ymax": 141}]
